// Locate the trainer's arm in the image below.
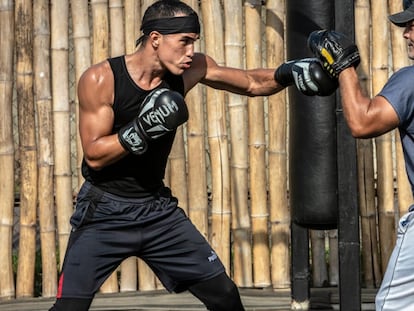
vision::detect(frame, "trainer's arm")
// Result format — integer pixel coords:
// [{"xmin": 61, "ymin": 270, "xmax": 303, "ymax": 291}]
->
[
  {"xmin": 339, "ymin": 67, "xmax": 399, "ymax": 138},
  {"xmin": 78, "ymin": 62, "xmax": 128, "ymax": 170}
]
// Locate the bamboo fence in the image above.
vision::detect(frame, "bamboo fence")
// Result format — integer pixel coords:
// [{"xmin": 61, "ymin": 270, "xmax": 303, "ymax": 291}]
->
[{"xmin": 0, "ymin": 0, "xmax": 412, "ymax": 300}]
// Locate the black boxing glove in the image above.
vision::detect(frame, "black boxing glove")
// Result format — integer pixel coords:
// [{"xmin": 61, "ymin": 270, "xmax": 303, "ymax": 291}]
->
[
  {"xmin": 307, "ymin": 29, "xmax": 360, "ymax": 78},
  {"xmin": 275, "ymin": 58, "xmax": 338, "ymax": 96},
  {"xmin": 118, "ymin": 88, "xmax": 188, "ymax": 155}
]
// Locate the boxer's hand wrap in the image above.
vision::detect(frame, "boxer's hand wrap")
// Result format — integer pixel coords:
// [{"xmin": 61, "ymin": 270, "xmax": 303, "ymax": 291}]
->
[
  {"xmin": 275, "ymin": 58, "xmax": 338, "ymax": 96},
  {"xmin": 307, "ymin": 29, "xmax": 360, "ymax": 78},
  {"xmin": 118, "ymin": 88, "xmax": 188, "ymax": 155}
]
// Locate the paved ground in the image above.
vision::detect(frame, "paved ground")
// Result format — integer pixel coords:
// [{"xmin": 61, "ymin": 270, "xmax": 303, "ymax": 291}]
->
[{"xmin": 0, "ymin": 288, "xmax": 377, "ymax": 310}]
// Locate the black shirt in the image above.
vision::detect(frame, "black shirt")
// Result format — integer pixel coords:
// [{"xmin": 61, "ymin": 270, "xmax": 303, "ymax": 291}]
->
[{"xmin": 81, "ymin": 56, "xmax": 185, "ymax": 197}]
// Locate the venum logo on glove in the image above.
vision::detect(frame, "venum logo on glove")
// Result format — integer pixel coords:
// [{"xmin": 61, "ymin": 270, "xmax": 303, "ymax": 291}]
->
[
  {"xmin": 118, "ymin": 87, "xmax": 188, "ymax": 155},
  {"xmin": 138, "ymin": 88, "xmax": 188, "ymax": 139},
  {"xmin": 120, "ymin": 126, "xmax": 146, "ymax": 154},
  {"xmin": 139, "ymin": 89, "xmax": 181, "ymax": 138}
]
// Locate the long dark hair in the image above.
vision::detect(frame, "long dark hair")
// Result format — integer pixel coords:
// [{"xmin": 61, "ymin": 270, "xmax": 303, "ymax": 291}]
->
[{"xmin": 136, "ymin": 0, "xmax": 197, "ymax": 47}]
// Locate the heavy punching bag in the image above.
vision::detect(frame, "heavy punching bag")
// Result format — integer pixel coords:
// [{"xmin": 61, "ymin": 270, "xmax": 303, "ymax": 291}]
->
[{"xmin": 287, "ymin": 0, "xmax": 338, "ymax": 229}]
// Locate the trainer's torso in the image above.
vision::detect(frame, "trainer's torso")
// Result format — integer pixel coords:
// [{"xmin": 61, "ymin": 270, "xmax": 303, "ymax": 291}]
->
[{"xmin": 379, "ymin": 65, "xmax": 414, "ymax": 195}]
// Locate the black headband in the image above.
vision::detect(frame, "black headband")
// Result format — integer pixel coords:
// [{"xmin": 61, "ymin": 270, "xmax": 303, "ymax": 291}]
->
[{"xmin": 141, "ymin": 14, "xmax": 200, "ymax": 36}]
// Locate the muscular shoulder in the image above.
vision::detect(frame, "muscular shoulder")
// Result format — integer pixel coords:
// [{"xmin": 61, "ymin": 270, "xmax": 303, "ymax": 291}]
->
[
  {"xmin": 79, "ymin": 60, "xmax": 113, "ymax": 91},
  {"xmin": 78, "ymin": 60, "xmax": 114, "ymax": 110}
]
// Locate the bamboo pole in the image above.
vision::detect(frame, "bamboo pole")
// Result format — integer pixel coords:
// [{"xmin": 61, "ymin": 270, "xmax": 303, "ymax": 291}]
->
[
  {"xmin": 394, "ymin": 130, "xmax": 413, "ymax": 216},
  {"xmin": 109, "ymin": 0, "xmax": 125, "ymax": 57},
  {"xmin": 51, "ymin": 0, "xmax": 72, "ymax": 272},
  {"xmin": 119, "ymin": 257, "xmax": 137, "ymax": 292},
  {"xmin": 138, "ymin": 261, "xmax": 156, "ymax": 291},
  {"xmin": 310, "ymin": 231, "xmax": 328, "ymax": 287},
  {"xmin": 0, "ymin": 0, "xmax": 15, "ymax": 299},
  {"xmin": 266, "ymin": 0, "xmax": 290, "ymax": 289},
  {"xmin": 133, "ymin": 2, "xmax": 159, "ymax": 292},
  {"xmin": 140, "ymin": 0, "xmax": 152, "ymax": 24},
  {"xmin": 245, "ymin": 0, "xmax": 271, "ymax": 288},
  {"xmin": 89, "ymin": 0, "xmax": 119, "ymax": 293},
  {"xmin": 124, "ymin": 0, "xmax": 140, "ymax": 54},
  {"xmin": 354, "ymin": 0, "xmax": 382, "ymax": 288},
  {"xmin": 371, "ymin": 0, "xmax": 396, "ymax": 274},
  {"xmin": 223, "ymin": 0, "xmax": 252, "ymax": 288},
  {"xmin": 357, "ymin": 138, "xmax": 382, "ymax": 287},
  {"xmin": 388, "ymin": 0, "xmax": 414, "ymax": 216},
  {"xmin": 166, "ymin": 0, "xmax": 189, "ymax": 215},
  {"xmin": 201, "ymin": 0, "xmax": 232, "ymax": 272},
  {"xmin": 168, "ymin": 127, "xmax": 189, "ymax": 214},
  {"xmin": 33, "ymin": 0, "xmax": 57, "ymax": 298},
  {"xmin": 91, "ymin": 0, "xmax": 110, "ymax": 63},
  {"xmin": 108, "ymin": 0, "xmax": 138, "ymax": 292},
  {"xmin": 70, "ymin": 0, "xmax": 91, "ymax": 188},
  {"xmin": 328, "ymin": 230, "xmax": 338, "ymax": 286},
  {"xmin": 181, "ymin": 0, "xmax": 209, "ymax": 239},
  {"xmin": 15, "ymin": 0, "xmax": 37, "ymax": 298}
]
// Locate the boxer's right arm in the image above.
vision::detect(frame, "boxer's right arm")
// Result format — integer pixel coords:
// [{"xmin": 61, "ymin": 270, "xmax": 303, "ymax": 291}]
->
[{"xmin": 78, "ymin": 61, "xmax": 129, "ymax": 170}]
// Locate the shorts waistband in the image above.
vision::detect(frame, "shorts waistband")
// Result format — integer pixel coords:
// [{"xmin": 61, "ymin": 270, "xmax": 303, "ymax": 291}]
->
[{"xmin": 81, "ymin": 181, "xmax": 172, "ymax": 204}]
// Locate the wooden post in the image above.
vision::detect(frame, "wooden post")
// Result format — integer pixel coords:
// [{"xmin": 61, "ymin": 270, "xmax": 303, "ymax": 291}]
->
[
  {"xmin": 335, "ymin": 0, "xmax": 361, "ymax": 309},
  {"xmin": 15, "ymin": 0, "xmax": 37, "ymax": 298},
  {"xmin": 0, "ymin": 0, "xmax": 16, "ymax": 299}
]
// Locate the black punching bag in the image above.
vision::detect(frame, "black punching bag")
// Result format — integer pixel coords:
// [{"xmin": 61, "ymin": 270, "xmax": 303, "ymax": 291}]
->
[{"xmin": 287, "ymin": 0, "xmax": 338, "ymax": 229}]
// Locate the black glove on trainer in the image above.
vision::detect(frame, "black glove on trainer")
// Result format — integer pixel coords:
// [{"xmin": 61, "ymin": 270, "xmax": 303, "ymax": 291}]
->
[
  {"xmin": 275, "ymin": 58, "xmax": 338, "ymax": 96},
  {"xmin": 307, "ymin": 29, "xmax": 360, "ymax": 78},
  {"xmin": 118, "ymin": 88, "xmax": 188, "ymax": 155}
]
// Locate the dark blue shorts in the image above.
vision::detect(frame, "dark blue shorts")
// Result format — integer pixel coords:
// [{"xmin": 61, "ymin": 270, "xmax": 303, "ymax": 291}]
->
[{"xmin": 57, "ymin": 182, "xmax": 224, "ymax": 299}]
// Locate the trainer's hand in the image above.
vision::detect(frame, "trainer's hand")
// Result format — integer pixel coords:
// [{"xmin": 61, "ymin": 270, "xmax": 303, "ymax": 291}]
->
[
  {"xmin": 118, "ymin": 88, "xmax": 188, "ymax": 155},
  {"xmin": 275, "ymin": 58, "xmax": 338, "ymax": 96},
  {"xmin": 307, "ymin": 30, "xmax": 360, "ymax": 78}
]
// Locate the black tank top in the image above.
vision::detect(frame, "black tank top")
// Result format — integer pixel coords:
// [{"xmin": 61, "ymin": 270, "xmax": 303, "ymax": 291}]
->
[{"xmin": 81, "ymin": 56, "xmax": 185, "ymax": 197}]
